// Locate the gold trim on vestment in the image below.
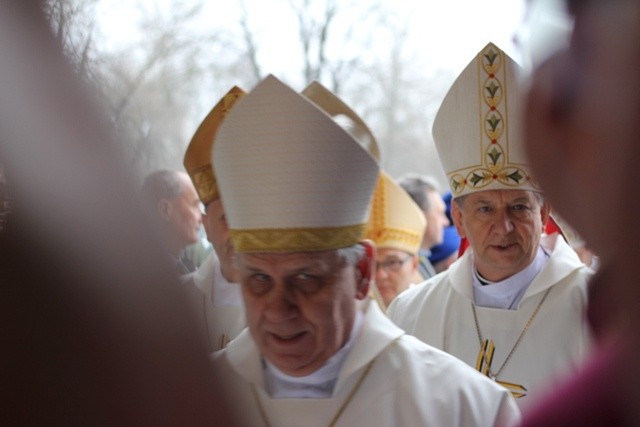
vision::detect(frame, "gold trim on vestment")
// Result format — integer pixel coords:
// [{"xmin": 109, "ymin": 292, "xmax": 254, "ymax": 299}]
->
[{"xmin": 231, "ymin": 224, "xmax": 366, "ymax": 253}]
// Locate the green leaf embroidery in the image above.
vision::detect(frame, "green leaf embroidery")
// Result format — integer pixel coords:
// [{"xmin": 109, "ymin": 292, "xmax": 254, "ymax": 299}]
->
[
  {"xmin": 485, "ymin": 81, "xmax": 499, "ymax": 98},
  {"xmin": 485, "ymin": 50, "xmax": 498, "ymax": 66},
  {"xmin": 487, "ymin": 115, "xmax": 501, "ymax": 132},
  {"xmin": 470, "ymin": 173, "xmax": 485, "ymax": 186},
  {"xmin": 507, "ymin": 170, "xmax": 523, "ymax": 183},
  {"xmin": 488, "ymin": 148, "xmax": 502, "ymax": 165}
]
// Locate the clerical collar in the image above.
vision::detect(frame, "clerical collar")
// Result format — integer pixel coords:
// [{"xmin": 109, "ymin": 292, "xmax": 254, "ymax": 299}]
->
[
  {"xmin": 472, "ymin": 246, "xmax": 549, "ymax": 310},
  {"xmin": 263, "ymin": 310, "xmax": 364, "ymax": 399}
]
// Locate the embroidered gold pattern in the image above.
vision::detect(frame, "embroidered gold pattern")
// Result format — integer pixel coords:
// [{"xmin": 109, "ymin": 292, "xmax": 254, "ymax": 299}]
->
[
  {"xmin": 231, "ymin": 224, "xmax": 366, "ymax": 253},
  {"xmin": 192, "ymin": 167, "xmax": 219, "ymax": 205},
  {"xmin": 472, "ymin": 287, "xmax": 552, "ymax": 399},
  {"xmin": 186, "ymin": 87, "xmax": 244, "ymax": 205},
  {"xmin": 366, "ymin": 175, "xmax": 422, "ymax": 249},
  {"xmin": 449, "ymin": 44, "xmax": 537, "ymax": 196}
]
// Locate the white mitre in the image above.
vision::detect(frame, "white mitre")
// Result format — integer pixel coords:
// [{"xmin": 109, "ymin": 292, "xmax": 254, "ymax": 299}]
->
[
  {"xmin": 213, "ymin": 75, "xmax": 379, "ymax": 253},
  {"xmin": 433, "ymin": 42, "xmax": 540, "ymax": 199}
]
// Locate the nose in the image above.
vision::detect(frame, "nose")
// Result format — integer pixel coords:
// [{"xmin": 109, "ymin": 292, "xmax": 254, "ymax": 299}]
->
[
  {"xmin": 375, "ymin": 265, "xmax": 389, "ymax": 282},
  {"xmin": 493, "ymin": 209, "xmax": 515, "ymax": 234},
  {"xmin": 264, "ymin": 285, "xmax": 298, "ymax": 323}
]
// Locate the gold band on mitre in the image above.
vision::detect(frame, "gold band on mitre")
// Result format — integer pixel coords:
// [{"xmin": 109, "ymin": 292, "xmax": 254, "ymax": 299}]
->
[
  {"xmin": 230, "ymin": 224, "xmax": 367, "ymax": 253},
  {"xmin": 184, "ymin": 86, "xmax": 245, "ymax": 205},
  {"xmin": 433, "ymin": 43, "xmax": 540, "ymax": 198}
]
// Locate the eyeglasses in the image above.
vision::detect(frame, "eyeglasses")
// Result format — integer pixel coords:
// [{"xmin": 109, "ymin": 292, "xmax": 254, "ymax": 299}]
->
[{"xmin": 376, "ymin": 254, "xmax": 412, "ymax": 272}]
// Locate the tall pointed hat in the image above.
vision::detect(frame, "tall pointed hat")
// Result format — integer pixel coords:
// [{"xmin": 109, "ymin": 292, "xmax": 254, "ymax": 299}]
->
[
  {"xmin": 433, "ymin": 42, "xmax": 539, "ymax": 198},
  {"xmin": 213, "ymin": 75, "xmax": 379, "ymax": 253}
]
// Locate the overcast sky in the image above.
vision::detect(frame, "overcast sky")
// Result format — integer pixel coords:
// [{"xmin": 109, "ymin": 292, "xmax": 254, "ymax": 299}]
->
[{"xmin": 95, "ymin": 0, "xmax": 527, "ymax": 85}]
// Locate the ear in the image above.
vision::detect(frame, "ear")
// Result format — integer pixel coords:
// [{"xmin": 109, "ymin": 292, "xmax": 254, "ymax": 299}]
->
[
  {"xmin": 451, "ymin": 200, "xmax": 467, "ymax": 239},
  {"xmin": 354, "ymin": 240, "xmax": 375, "ymax": 300},
  {"xmin": 410, "ymin": 254, "xmax": 419, "ymax": 271},
  {"xmin": 540, "ymin": 199, "xmax": 551, "ymax": 226},
  {"xmin": 157, "ymin": 199, "xmax": 172, "ymax": 221}
]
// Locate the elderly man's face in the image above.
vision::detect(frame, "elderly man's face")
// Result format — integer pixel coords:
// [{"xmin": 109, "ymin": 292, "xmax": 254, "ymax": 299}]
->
[
  {"xmin": 452, "ymin": 190, "xmax": 549, "ymax": 282},
  {"xmin": 236, "ymin": 244, "xmax": 371, "ymax": 376}
]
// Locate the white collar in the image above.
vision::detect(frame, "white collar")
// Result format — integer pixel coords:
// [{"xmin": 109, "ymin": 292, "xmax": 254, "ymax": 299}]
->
[
  {"xmin": 472, "ymin": 246, "xmax": 549, "ymax": 309},
  {"xmin": 263, "ymin": 309, "xmax": 364, "ymax": 398}
]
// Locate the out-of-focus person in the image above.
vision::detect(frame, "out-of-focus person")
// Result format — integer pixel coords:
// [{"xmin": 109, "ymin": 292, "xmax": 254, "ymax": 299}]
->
[
  {"xmin": 182, "ymin": 87, "xmax": 246, "ymax": 352},
  {"xmin": 388, "ymin": 42, "xmax": 592, "ymax": 407},
  {"xmin": 210, "ymin": 75, "xmax": 520, "ymax": 427},
  {"xmin": 0, "ymin": 2, "xmax": 237, "ymax": 424},
  {"xmin": 428, "ymin": 191, "xmax": 461, "ymax": 273},
  {"xmin": 398, "ymin": 173, "xmax": 450, "ymax": 279},
  {"xmin": 518, "ymin": 0, "xmax": 640, "ymax": 424},
  {"xmin": 365, "ymin": 170, "xmax": 426, "ymax": 309},
  {"xmin": 140, "ymin": 169, "xmax": 202, "ymax": 274}
]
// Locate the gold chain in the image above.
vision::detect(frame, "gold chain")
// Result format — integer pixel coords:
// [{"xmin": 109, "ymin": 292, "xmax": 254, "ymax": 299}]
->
[
  {"xmin": 251, "ymin": 359, "xmax": 376, "ymax": 427},
  {"xmin": 471, "ymin": 287, "xmax": 552, "ymax": 380}
]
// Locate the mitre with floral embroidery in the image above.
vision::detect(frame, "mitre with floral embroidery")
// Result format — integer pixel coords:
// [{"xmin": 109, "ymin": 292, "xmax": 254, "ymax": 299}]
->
[{"xmin": 433, "ymin": 42, "xmax": 540, "ymax": 199}]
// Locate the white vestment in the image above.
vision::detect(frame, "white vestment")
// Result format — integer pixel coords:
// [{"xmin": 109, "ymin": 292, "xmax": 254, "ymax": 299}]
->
[
  {"xmin": 388, "ymin": 233, "xmax": 592, "ymax": 407},
  {"xmin": 213, "ymin": 299, "xmax": 520, "ymax": 427},
  {"xmin": 181, "ymin": 251, "xmax": 245, "ymax": 352}
]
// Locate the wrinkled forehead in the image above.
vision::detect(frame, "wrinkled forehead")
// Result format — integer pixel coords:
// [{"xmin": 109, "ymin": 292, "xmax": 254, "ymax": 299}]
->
[
  {"xmin": 237, "ymin": 249, "xmax": 344, "ymax": 272},
  {"xmin": 459, "ymin": 189, "xmax": 542, "ymax": 206}
]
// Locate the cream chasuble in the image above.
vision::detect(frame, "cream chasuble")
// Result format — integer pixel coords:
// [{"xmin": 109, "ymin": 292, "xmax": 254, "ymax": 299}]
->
[
  {"xmin": 181, "ymin": 251, "xmax": 245, "ymax": 352},
  {"xmin": 213, "ymin": 299, "xmax": 520, "ymax": 427},
  {"xmin": 388, "ymin": 233, "xmax": 592, "ymax": 408}
]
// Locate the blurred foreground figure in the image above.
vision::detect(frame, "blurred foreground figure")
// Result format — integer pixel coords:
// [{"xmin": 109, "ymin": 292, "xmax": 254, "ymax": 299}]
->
[
  {"xmin": 0, "ymin": 2, "xmax": 237, "ymax": 425},
  {"xmin": 521, "ymin": 0, "xmax": 640, "ymax": 425}
]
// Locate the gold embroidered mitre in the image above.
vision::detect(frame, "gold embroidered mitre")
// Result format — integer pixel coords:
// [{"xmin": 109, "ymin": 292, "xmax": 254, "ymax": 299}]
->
[
  {"xmin": 365, "ymin": 170, "xmax": 426, "ymax": 255},
  {"xmin": 183, "ymin": 86, "xmax": 245, "ymax": 205},
  {"xmin": 302, "ymin": 81, "xmax": 380, "ymax": 161},
  {"xmin": 433, "ymin": 42, "xmax": 539, "ymax": 198},
  {"xmin": 213, "ymin": 75, "xmax": 379, "ymax": 253}
]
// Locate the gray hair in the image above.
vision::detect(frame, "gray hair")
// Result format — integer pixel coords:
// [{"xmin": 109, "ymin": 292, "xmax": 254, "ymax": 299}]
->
[
  {"xmin": 140, "ymin": 170, "xmax": 184, "ymax": 208},
  {"xmin": 336, "ymin": 242, "xmax": 367, "ymax": 266},
  {"xmin": 397, "ymin": 173, "xmax": 441, "ymax": 212}
]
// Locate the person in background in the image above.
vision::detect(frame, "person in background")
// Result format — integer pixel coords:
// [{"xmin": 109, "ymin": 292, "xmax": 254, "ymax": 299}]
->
[
  {"xmin": 388, "ymin": 42, "xmax": 592, "ymax": 407},
  {"xmin": 210, "ymin": 74, "xmax": 520, "ymax": 427},
  {"xmin": 181, "ymin": 87, "xmax": 247, "ymax": 352},
  {"xmin": 365, "ymin": 170, "xmax": 426, "ymax": 309},
  {"xmin": 140, "ymin": 169, "xmax": 202, "ymax": 274},
  {"xmin": 519, "ymin": 0, "xmax": 640, "ymax": 424},
  {"xmin": 398, "ymin": 173, "xmax": 450, "ymax": 279},
  {"xmin": 428, "ymin": 191, "xmax": 461, "ymax": 273}
]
